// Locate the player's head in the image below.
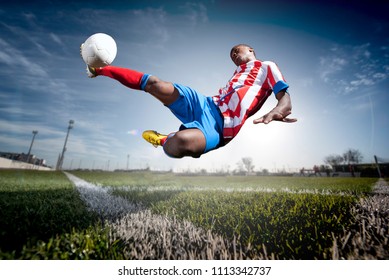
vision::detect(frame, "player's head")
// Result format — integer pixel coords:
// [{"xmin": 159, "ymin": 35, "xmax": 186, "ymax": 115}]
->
[{"xmin": 230, "ymin": 44, "xmax": 256, "ymax": 66}]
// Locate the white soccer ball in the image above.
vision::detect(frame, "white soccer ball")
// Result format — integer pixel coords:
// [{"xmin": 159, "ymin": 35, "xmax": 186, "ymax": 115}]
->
[{"xmin": 81, "ymin": 33, "xmax": 117, "ymax": 68}]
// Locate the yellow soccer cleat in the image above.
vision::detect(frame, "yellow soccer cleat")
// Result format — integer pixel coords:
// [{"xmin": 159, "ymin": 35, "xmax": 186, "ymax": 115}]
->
[{"xmin": 142, "ymin": 130, "xmax": 167, "ymax": 148}]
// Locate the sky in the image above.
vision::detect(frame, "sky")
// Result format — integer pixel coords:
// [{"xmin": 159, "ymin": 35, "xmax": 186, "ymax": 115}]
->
[{"xmin": 0, "ymin": 0, "xmax": 388, "ymax": 172}]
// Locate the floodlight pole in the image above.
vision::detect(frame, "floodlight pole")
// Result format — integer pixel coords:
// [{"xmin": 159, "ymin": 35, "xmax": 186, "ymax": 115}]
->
[
  {"xmin": 127, "ymin": 154, "xmax": 130, "ymax": 171},
  {"xmin": 374, "ymin": 155, "xmax": 382, "ymax": 178},
  {"xmin": 57, "ymin": 120, "xmax": 74, "ymax": 170},
  {"xmin": 27, "ymin": 130, "xmax": 38, "ymax": 163}
]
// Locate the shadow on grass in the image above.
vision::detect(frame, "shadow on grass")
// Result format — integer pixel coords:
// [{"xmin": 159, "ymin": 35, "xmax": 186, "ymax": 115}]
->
[{"xmin": 0, "ymin": 187, "xmax": 99, "ymax": 258}]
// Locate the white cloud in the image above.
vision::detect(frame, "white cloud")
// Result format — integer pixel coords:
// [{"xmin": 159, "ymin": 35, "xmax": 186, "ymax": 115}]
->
[
  {"xmin": 319, "ymin": 43, "xmax": 388, "ymax": 94},
  {"xmin": 50, "ymin": 32, "xmax": 62, "ymax": 45},
  {"xmin": 0, "ymin": 106, "xmax": 39, "ymax": 117},
  {"xmin": 319, "ymin": 56, "xmax": 347, "ymax": 83},
  {"xmin": 0, "ymin": 36, "xmax": 48, "ymax": 78},
  {"xmin": 179, "ymin": 2, "xmax": 209, "ymax": 26}
]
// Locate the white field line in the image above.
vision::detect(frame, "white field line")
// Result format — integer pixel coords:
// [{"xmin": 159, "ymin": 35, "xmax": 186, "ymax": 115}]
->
[
  {"xmin": 65, "ymin": 173, "xmax": 387, "ymax": 259},
  {"xmin": 64, "ymin": 172, "xmax": 144, "ymax": 221},
  {"xmin": 112, "ymin": 178, "xmax": 389, "ymax": 196},
  {"xmin": 372, "ymin": 178, "xmax": 389, "ymax": 195},
  {"xmin": 65, "ymin": 172, "xmax": 242, "ymax": 259},
  {"xmin": 359, "ymin": 178, "xmax": 389, "ymax": 213},
  {"xmin": 113, "ymin": 185, "xmax": 352, "ymax": 196}
]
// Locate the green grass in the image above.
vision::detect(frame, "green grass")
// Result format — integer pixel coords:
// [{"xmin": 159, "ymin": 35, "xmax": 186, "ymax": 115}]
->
[
  {"xmin": 152, "ymin": 191, "xmax": 355, "ymax": 259},
  {"xmin": 0, "ymin": 170, "xmax": 121, "ymax": 259},
  {"xmin": 71, "ymin": 170, "xmax": 375, "ymax": 192},
  {"xmin": 0, "ymin": 170, "xmax": 379, "ymax": 259},
  {"xmin": 73, "ymin": 171, "xmax": 376, "ymax": 259}
]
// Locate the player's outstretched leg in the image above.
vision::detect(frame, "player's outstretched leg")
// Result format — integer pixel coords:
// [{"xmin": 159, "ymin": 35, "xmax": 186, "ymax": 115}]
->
[
  {"xmin": 85, "ymin": 65, "xmax": 180, "ymax": 106},
  {"xmin": 83, "ymin": 64, "xmax": 207, "ymax": 158}
]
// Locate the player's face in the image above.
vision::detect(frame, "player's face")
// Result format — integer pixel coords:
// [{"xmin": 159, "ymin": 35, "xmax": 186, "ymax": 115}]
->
[{"xmin": 230, "ymin": 45, "xmax": 255, "ymax": 66}]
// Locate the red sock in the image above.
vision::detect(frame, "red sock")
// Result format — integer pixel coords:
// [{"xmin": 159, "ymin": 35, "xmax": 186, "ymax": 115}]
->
[
  {"xmin": 95, "ymin": 66, "xmax": 146, "ymax": 90},
  {"xmin": 161, "ymin": 132, "xmax": 175, "ymax": 146},
  {"xmin": 160, "ymin": 136, "xmax": 168, "ymax": 146}
]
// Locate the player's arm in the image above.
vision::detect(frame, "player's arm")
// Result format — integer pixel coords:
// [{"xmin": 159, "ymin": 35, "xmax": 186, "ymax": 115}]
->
[{"xmin": 253, "ymin": 90, "xmax": 297, "ymax": 124}]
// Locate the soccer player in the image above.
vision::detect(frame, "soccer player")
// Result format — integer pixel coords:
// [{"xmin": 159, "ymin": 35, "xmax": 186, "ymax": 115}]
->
[{"xmin": 83, "ymin": 44, "xmax": 297, "ymax": 158}]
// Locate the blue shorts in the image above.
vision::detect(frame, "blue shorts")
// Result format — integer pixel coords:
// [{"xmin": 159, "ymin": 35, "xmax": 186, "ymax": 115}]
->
[{"xmin": 167, "ymin": 83, "xmax": 224, "ymax": 154}]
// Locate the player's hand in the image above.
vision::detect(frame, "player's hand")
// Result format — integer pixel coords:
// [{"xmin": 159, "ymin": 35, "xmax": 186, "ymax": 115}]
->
[{"xmin": 253, "ymin": 110, "xmax": 297, "ymax": 124}]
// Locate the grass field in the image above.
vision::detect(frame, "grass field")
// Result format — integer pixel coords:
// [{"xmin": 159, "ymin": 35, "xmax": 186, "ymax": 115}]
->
[{"xmin": 0, "ymin": 169, "xmax": 387, "ymax": 260}]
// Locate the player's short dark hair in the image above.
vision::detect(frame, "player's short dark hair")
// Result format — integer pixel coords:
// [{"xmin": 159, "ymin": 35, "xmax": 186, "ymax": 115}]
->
[{"xmin": 230, "ymin": 44, "xmax": 256, "ymax": 57}]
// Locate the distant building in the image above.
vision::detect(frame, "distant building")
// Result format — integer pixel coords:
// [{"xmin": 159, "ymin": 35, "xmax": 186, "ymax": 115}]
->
[
  {"xmin": 333, "ymin": 163, "xmax": 388, "ymax": 178},
  {"xmin": 0, "ymin": 151, "xmax": 48, "ymax": 167}
]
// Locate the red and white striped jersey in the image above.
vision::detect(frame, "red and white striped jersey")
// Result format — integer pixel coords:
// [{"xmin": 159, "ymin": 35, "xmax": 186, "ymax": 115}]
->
[{"xmin": 212, "ymin": 60, "xmax": 289, "ymax": 143}]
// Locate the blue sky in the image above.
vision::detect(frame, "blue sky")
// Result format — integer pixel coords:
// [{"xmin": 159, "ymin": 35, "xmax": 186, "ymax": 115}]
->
[{"xmin": 0, "ymin": 0, "xmax": 388, "ymax": 172}]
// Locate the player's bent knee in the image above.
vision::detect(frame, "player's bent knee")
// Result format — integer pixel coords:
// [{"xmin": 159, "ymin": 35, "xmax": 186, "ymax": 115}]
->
[
  {"xmin": 162, "ymin": 142, "xmax": 182, "ymax": 158},
  {"xmin": 163, "ymin": 131, "xmax": 204, "ymax": 158},
  {"xmin": 163, "ymin": 147, "xmax": 180, "ymax": 158}
]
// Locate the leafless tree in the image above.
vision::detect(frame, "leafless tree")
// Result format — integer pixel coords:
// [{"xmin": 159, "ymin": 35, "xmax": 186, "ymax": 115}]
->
[
  {"xmin": 238, "ymin": 157, "xmax": 255, "ymax": 174},
  {"xmin": 343, "ymin": 148, "xmax": 363, "ymax": 164},
  {"xmin": 324, "ymin": 154, "xmax": 344, "ymax": 170}
]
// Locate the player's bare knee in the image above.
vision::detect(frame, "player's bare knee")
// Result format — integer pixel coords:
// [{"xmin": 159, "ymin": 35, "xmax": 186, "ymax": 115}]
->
[
  {"xmin": 175, "ymin": 132, "xmax": 204, "ymax": 156},
  {"xmin": 163, "ymin": 138, "xmax": 185, "ymax": 158},
  {"xmin": 174, "ymin": 132, "xmax": 192, "ymax": 147},
  {"xmin": 163, "ymin": 144, "xmax": 182, "ymax": 158},
  {"xmin": 163, "ymin": 132, "xmax": 199, "ymax": 158}
]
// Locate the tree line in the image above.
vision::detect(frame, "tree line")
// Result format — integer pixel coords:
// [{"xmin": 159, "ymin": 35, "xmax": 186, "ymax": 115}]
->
[{"xmin": 323, "ymin": 148, "xmax": 363, "ymax": 171}]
